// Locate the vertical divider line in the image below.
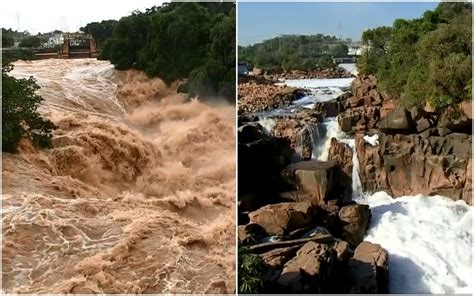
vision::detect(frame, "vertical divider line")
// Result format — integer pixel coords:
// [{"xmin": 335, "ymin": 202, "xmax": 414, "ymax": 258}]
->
[{"xmin": 234, "ymin": 1, "xmax": 239, "ymax": 294}]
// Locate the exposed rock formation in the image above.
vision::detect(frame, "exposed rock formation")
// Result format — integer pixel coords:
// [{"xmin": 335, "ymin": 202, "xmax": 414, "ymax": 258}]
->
[
  {"xmin": 264, "ymin": 67, "xmax": 352, "ymax": 80},
  {"xmin": 338, "ymin": 75, "xmax": 473, "ymax": 204},
  {"xmin": 280, "ymin": 160, "xmax": 343, "ymax": 205},
  {"xmin": 348, "ymin": 241, "xmax": 389, "ymax": 293},
  {"xmin": 339, "ymin": 204, "xmax": 371, "ymax": 247},
  {"xmin": 277, "ymin": 242, "xmax": 336, "ymax": 292},
  {"xmin": 238, "ymin": 82, "xmax": 307, "ymax": 114},
  {"xmin": 248, "ymin": 202, "xmax": 314, "ymax": 236}
]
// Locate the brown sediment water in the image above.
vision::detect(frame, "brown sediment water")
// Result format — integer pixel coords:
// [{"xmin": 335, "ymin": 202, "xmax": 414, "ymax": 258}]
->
[{"xmin": 2, "ymin": 59, "xmax": 236, "ymax": 293}]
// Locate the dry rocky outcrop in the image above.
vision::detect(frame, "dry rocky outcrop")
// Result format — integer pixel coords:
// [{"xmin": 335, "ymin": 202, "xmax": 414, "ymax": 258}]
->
[{"xmin": 334, "ymin": 75, "xmax": 472, "ymax": 204}]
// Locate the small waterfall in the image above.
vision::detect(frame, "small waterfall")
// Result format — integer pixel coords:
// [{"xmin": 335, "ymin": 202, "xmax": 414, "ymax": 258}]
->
[
  {"xmin": 303, "ymin": 123, "xmax": 323, "ymax": 159},
  {"xmin": 257, "ymin": 117, "xmax": 276, "ymax": 135},
  {"xmin": 339, "ymin": 138, "xmax": 364, "ymax": 200},
  {"xmin": 311, "ymin": 116, "xmax": 363, "ymax": 200},
  {"xmin": 315, "ymin": 118, "xmax": 346, "ymax": 161}
]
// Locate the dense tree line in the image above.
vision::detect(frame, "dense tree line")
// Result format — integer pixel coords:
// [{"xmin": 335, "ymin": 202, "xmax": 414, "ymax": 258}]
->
[
  {"xmin": 2, "ymin": 63, "xmax": 55, "ymax": 153},
  {"xmin": 238, "ymin": 34, "xmax": 349, "ymax": 71},
  {"xmin": 357, "ymin": 2, "xmax": 472, "ymax": 109},
  {"xmin": 80, "ymin": 20, "xmax": 117, "ymax": 49},
  {"xmin": 2, "ymin": 28, "xmax": 32, "ymax": 48},
  {"xmin": 99, "ymin": 2, "xmax": 235, "ymax": 101}
]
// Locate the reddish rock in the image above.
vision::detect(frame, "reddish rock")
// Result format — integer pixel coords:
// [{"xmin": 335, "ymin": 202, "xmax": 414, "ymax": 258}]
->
[
  {"xmin": 348, "ymin": 241, "xmax": 388, "ymax": 293},
  {"xmin": 248, "ymin": 202, "xmax": 314, "ymax": 236},
  {"xmin": 281, "ymin": 160, "xmax": 339, "ymax": 205},
  {"xmin": 238, "ymin": 82, "xmax": 307, "ymax": 114},
  {"xmin": 339, "ymin": 204, "xmax": 371, "ymax": 247},
  {"xmin": 260, "ymin": 246, "xmax": 300, "ymax": 268},
  {"xmin": 277, "ymin": 241, "xmax": 336, "ymax": 292}
]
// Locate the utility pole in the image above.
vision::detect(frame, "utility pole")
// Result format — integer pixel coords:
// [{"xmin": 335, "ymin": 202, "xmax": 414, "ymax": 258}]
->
[
  {"xmin": 338, "ymin": 21, "xmax": 342, "ymax": 40},
  {"xmin": 16, "ymin": 12, "xmax": 21, "ymax": 32}
]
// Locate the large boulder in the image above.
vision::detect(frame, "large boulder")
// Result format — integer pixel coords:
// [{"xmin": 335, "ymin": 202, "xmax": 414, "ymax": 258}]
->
[
  {"xmin": 347, "ymin": 241, "xmax": 388, "ymax": 293},
  {"xmin": 379, "ymin": 107, "xmax": 414, "ymax": 131},
  {"xmin": 260, "ymin": 245, "xmax": 300, "ymax": 268},
  {"xmin": 437, "ymin": 103, "xmax": 472, "ymax": 134},
  {"xmin": 410, "ymin": 107, "xmax": 436, "ymax": 133},
  {"xmin": 277, "ymin": 241, "xmax": 336, "ymax": 292},
  {"xmin": 356, "ymin": 132, "xmax": 472, "ymax": 204},
  {"xmin": 248, "ymin": 202, "xmax": 314, "ymax": 236},
  {"xmin": 338, "ymin": 107, "xmax": 364, "ymax": 133},
  {"xmin": 280, "ymin": 160, "xmax": 339, "ymax": 204},
  {"xmin": 351, "ymin": 75, "xmax": 377, "ymax": 98},
  {"xmin": 238, "ymin": 122, "xmax": 294, "ymax": 207},
  {"xmin": 339, "ymin": 204, "xmax": 371, "ymax": 247}
]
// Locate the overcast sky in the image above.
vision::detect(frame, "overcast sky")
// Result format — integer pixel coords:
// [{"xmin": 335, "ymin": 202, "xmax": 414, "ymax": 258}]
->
[
  {"xmin": 239, "ymin": 2, "xmax": 439, "ymax": 45},
  {"xmin": 1, "ymin": 0, "xmax": 164, "ymax": 34}
]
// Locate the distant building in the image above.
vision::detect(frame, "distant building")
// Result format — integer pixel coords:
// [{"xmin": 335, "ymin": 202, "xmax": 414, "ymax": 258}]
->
[
  {"xmin": 238, "ymin": 62, "xmax": 249, "ymax": 75},
  {"xmin": 43, "ymin": 33, "xmax": 64, "ymax": 48}
]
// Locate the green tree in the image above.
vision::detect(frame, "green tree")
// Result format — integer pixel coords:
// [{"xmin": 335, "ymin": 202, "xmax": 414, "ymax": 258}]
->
[
  {"xmin": 239, "ymin": 34, "xmax": 349, "ymax": 70},
  {"xmin": 2, "ymin": 63, "xmax": 55, "ymax": 153},
  {"xmin": 331, "ymin": 42, "xmax": 349, "ymax": 56},
  {"xmin": 101, "ymin": 12, "xmax": 150, "ymax": 69},
  {"xmin": 2, "ymin": 28, "xmax": 14, "ymax": 47},
  {"xmin": 19, "ymin": 36, "xmax": 42, "ymax": 48},
  {"xmin": 318, "ymin": 54, "xmax": 335, "ymax": 68},
  {"xmin": 102, "ymin": 2, "xmax": 235, "ymax": 102},
  {"xmin": 357, "ymin": 2, "xmax": 472, "ymax": 110},
  {"xmin": 80, "ymin": 20, "xmax": 117, "ymax": 48}
]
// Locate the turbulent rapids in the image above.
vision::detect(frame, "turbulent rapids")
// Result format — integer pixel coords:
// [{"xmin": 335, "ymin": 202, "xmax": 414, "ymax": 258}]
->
[{"xmin": 2, "ymin": 59, "xmax": 235, "ymax": 293}]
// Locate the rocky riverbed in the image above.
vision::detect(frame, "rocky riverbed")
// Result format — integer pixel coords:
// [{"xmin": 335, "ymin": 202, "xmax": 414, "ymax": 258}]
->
[
  {"xmin": 238, "ymin": 70, "xmax": 472, "ymax": 293},
  {"xmin": 259, "ymin": 67, "xmax": 353, "ymax": 80}
]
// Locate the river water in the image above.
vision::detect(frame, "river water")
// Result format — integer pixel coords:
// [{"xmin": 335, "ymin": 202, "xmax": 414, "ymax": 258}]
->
[
  {"xmin": 2, "ymin": 59, "xmax": 236, "ymax": 293},
  {"xmin": 261, "ymin": 74, "xmax": 472, "ymax": 293}
]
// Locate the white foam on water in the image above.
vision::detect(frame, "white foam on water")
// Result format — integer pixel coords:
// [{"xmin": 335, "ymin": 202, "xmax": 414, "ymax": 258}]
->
[
  {"xmin": 314, "ymin": 117, "xmax": 345, "ymax": 161},
  {"xmin": 257, "ymin": 117, "xmax": 277, "ymax": 134},
  {"xmin": 358, "ymin": 191, "xmax": 472, "ymax": 294},
  {"xmin": 338, "ymin": 63, "xmax": 358, "ymax": 76},
  {"xmin": 363, "ymin": 134, "xmax": 379, "ymax": 146},
  {"xmin": 278, "ymin": 77, "xmax": 354, "ymax": 89}
]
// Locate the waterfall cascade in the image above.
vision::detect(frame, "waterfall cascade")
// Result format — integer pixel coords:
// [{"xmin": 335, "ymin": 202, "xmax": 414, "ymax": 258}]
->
[{"xmin": 270, "ymin": 75, "xmax": 472, "ymax": 294}]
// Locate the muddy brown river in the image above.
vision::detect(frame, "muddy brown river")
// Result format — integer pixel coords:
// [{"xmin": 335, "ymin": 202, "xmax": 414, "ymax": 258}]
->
[{"xmin": 2, "ymin": 59, "xmax": 236, "ymax": 293}]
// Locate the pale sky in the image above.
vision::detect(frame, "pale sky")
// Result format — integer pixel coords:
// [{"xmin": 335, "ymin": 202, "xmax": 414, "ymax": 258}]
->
[{"xmin": 1, "ymin": 0, "xmax": 164, "ymax": 34}]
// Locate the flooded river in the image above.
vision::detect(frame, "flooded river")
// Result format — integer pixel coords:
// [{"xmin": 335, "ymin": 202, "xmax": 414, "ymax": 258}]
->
[{"xmin": 2, "ymin": 59, "xmax": 236, "ymax": 293}]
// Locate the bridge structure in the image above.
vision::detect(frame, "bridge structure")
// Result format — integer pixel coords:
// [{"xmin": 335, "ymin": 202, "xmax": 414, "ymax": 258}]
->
[
  {"xmin": 29, "ymin": 33, "xmax": 98, "ymax": 59},
  {"xmin": 58, "ymin": 33, "xmax": 97, "ymax": 59}
]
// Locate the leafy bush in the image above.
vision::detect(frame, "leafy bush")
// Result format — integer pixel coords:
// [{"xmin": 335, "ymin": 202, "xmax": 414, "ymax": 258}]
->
[
  {"xmin": 19, "ymin": 36, "xmax": 42, "ymax": 48},
  {"xmin": 357, "ymin": 2, "xmax": 472, "ymax": 110},
  {"xmin": 238, "ymin": 246, "xmax": 265, "ymax": 294},
  {"xmin": 2, "ymin": 63, "xmax": 55, "ymax": 153},
  {"xmin": 2, "ymin": 50, "xmax": 35, "ymax": 65}
]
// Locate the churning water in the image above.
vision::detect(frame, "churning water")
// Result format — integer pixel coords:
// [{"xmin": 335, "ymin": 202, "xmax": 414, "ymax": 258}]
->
[{"xmin": 3, "ymin": 59, "xmax": 235, "ymax": 293}]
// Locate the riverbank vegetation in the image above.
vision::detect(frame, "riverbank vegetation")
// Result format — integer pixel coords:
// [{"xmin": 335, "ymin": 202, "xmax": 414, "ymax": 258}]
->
[
  {"xmin": 80, "ymin": 20, "xmax": 117, "ymax": 49},
  {"xmin": 238, "ymin": 34, "xmax": 348, "ymax": 71},
  {"xmin": 98, "ymin": 2, "xmax": 235, "ymax": 101},
  {"xmin": 357, "ymin": 2, "xmax": 472, "ymax": 109},
  {"xmin": 238, "ymin": 246, "xmax": 265, "ymax": 294},
  {"xmin": 2, "ymin": 63, "xmax": 55, "ymax": 153}
]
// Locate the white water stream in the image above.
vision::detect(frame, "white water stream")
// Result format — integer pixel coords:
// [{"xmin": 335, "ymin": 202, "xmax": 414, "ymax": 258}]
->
[{"xmin": 264, "ymin": 71, "xmax": 472, "ymax": 294}]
